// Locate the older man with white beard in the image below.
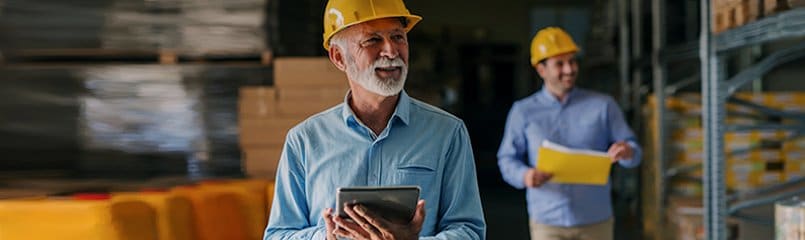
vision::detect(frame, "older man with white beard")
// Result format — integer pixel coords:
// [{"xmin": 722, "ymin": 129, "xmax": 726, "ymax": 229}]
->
[{"xmin": 262, "ymin": 0, "xmax": 486, "ymax": 240}]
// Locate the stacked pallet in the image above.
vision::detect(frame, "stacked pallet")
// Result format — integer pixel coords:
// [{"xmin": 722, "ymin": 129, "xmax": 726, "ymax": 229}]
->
[
  {"xmin": 239, "ymin": 57, "xmax": 349, "ymax": 180},
  {"xmin": 646, "ymin": 92, "xmax": 805, "ymax": 195}
]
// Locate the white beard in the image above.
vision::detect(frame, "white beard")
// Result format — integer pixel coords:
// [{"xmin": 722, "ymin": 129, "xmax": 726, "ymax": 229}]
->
[{"xmin": 346, "ymin": 57, "xmax": 407, "ymax": 97}]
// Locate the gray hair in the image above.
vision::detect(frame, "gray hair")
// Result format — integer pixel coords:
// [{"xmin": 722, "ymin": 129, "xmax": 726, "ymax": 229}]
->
[{"xmin": 329, "ymin": 29, "xmax": 350, "ymax": 54}]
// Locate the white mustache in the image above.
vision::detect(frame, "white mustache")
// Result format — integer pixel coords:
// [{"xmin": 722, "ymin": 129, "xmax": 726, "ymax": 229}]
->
[{"xmin": 373, "ymin": 58, "xmax": 405, "ymax": 68}]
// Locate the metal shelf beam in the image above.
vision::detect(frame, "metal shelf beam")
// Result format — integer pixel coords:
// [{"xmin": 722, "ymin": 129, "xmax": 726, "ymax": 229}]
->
[
  {"xmin": 725, "ymin": 124, "xmax": 805, "ymax": 132},
  {"xmin": 716, "ymin": 8, "xmax": 805, "ymax": 52},
  {"xmin": 651, "ymin": 0, "xmax": 668, "ymax": 237},
  {"xmin": 700, "ymin": 0, "xmax": 728, "ymax": 238},
  {"xmin": 729, "ymin": 187, "xmax": 805, "ymax": 214},
  {"xmin": 725, "ymin": 42, "xmax": 805, "ymax": 95},
  {"xmin": 727, "ymin": 176, "xmax": 805, "ymax": 202},
  {"xmin": 728, "ymin": 97, "xmax": 805, "ymax": 121}
]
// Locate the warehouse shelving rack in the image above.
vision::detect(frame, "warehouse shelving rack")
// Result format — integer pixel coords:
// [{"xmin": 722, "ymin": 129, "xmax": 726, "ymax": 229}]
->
[{"xmin": 648, "ymin": 0, "xmax": 805, "ymax": 239}]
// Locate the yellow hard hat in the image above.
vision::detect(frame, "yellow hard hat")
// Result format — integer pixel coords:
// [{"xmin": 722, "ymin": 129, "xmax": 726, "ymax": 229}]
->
[
  {"xmin": 322, "ymin": 0, "xmax": 422, "ymax": 50},
  {"xmin": 530, "ymin": 27, "xmax": 579, "ymax": 66}
]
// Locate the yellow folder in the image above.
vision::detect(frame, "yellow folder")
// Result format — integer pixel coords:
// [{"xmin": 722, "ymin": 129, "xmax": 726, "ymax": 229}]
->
[{"xmin": 536, "ymin": 141, "xmax": 612, "ymax": 185}]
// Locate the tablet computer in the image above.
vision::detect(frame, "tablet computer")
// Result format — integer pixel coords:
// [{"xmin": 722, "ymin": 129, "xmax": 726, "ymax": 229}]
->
[{"xmin": 336, "ymin": 186, "xmax": 420, "ymax": 224}]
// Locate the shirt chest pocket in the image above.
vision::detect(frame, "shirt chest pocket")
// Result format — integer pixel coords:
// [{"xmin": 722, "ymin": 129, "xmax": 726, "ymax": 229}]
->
[{"xmin": 393, "ymin": 161, "xmax": 437, "ymax": 191}]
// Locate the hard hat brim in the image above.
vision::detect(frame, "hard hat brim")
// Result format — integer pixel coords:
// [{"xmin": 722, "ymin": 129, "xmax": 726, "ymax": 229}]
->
[
  {"xmin": 531, "ymin": 49, "xmax": 579, "ymax": 66},
  {"xmin": 323, "ymin": 14, "xmax": 422, "ymax": 51}
]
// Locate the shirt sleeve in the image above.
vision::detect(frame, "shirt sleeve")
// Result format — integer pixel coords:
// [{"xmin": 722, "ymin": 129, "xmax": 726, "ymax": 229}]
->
[
  {"xmin": 421, "ymin": 123, "xmax": 486, "ymax": 240},
  {"xmin": 497, "ymin": 102, "xmax": 532, "ymax": 189},
  {"xmin": 264, "ymin": 128, "xmax": 324, "ymax": 240},
  {"xmin": 605, "ymin": 99, "xmax": 643, "ymax": 169}
]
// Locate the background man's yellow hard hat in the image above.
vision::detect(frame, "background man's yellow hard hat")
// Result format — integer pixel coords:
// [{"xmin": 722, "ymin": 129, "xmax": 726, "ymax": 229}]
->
[
  {"xmin": 530, "ymin": 27, "xmax": 579, "ymax": 66},
  {"xmin": 322, "ymin": 0, "xmax": 422, "ymax": 50}
]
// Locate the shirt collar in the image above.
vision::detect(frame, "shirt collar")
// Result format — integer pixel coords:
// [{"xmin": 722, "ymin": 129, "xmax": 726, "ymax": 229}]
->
[
  {"xmin": 538, "ymin": 86, "xmax": 578, "ymax": 105},
  {"xmin": 340, "ymin": 90, "xmax": 411, "ymax": 126}
]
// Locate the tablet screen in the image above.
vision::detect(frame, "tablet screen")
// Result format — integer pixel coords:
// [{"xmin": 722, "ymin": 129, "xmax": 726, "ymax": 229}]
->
[{"xmin": 336, "ymin": 186, "xmax": 420, "ymax": 224}]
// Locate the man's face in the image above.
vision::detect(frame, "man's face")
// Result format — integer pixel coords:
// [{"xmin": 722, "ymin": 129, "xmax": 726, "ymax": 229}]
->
[
  {"xmin": 339, "ymin": 18, "xmax": 409, "ymax": 97},
  {"xmin": 536, "ymin": 52, "xmax": 578, "ymax": 95}
]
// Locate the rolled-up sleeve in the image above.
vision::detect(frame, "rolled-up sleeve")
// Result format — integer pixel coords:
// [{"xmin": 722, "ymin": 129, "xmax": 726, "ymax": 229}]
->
[{"xmin": 605, "ymin": 99, "xmax": 642, "ymax": 169}]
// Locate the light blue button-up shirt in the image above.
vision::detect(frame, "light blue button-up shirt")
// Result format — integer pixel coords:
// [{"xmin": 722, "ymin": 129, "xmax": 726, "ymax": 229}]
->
[
  {"xmin": 497, "ymin": 87, "xmax": 642, "ymax": 227},
  {"xmin": 264, "ymin": 91, "xmax": 486, "ymax": 240}
]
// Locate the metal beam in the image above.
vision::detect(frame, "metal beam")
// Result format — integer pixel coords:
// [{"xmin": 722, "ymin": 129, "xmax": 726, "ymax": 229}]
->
[
  {"xmin": 728, "ymin": 187, "xmax": 805, "ymax": 214},
  {"xmin": 727, "ymin": 176, "xmax": 805, "ymax": 202},
  {"xmin": 651, "ymin": 0, "xmax": 667, "ymax": 237},
  {"xmin": 725, "ymin": 124, "xmax": 805, "ymax": 132},
  {"xmin": 725, "ymin": 42, "xmax": 805, "ymax": 95},
  {"xmin": 631, "ymin": 0, "xmax": 644, "ymax": 138},
  {"xmin": 618, "ymin": 0, "xmax": 631, "ymax": 108},
  {"xmin": 701, "ymin": 0, "xmax": 727, "ymax": 238},
  {"xmin": 727, "ymin": 96, "xmax": 805, "ymax": 121},
  {"xmin": 716, "ymin": 8, "xmax": 805, "ymax": 52}
]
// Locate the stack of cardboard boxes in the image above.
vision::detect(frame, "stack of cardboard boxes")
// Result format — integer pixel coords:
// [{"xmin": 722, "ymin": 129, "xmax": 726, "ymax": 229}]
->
[
  {"xmin": 645, "ymin": 92, "xmax": 804, "ymax": 239},
  {"xmin": 239, "ymin": 57, "xmax": 348, "ymax": 180},
  {"xmin": 711, "ymin": 0, "xmax": 805, "ymax": 34},
  {"xmin": 647, "ymin": 92, "xmax": 804, "ymax": 194}
]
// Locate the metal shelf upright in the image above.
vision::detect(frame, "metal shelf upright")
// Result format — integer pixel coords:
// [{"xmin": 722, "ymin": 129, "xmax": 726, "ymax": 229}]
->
[{"xmin": 651, "ymin": 1, "xmax": 805, "ymax": 239}]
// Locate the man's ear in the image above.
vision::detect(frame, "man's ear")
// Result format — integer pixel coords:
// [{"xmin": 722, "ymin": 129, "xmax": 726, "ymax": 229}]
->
[
  {"xmin": 535, "ymin": 63, "xmax": 545, "ymax": 78},
  {"xmin": 329, "ymin": 45, "xmax": 347, "ymax": 72}
]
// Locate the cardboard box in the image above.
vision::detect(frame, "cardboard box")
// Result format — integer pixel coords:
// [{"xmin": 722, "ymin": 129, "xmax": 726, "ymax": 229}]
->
[
  {"xmin": 239, "ymin": 98, "xmax": 277, "ymax": 117},
  {"xmin": 274, "ymin": 57, "xmax": 348, "ymax": 88},
  {"xmin": 677, "ymin": 150, "xmax": 704, "ymax": 164},
  {"xmin": 239, "ymin": 118, "xmax": 301, "ymax": 147},
  {"xmin": 783, "ymin": 138, "xmax": 805, "ymax": 151},
  {"xmin": 758, "ymin": 171, "xmax": 784, "ymax": 185},
  {"xmin": 784, "ymin": 170, "xmax": 803, "ymax": 181},
  {"xmin": 240, "ymin": 118, "xmax": 302, "ymax": 130},
  {"xmin": 783, "ymin": 150, "xmax": 805, "ymax": 161},
  {"xmin": 277, "ymin": 87, "xmax": 347, "ymax": 103},
  {"xmin": 752, "ymin": 149, "xmax": 783, "ymax": 162},
  {"xmin": 240, "ymin": 87, "xmax": 277, "ymax": 101},
  {"xmin": 242, "ymin": 147, "xmax": 283, "ymax": 179},
  {"xmin": 670, "ymin": 181, "xmax": 702, "ymax": 197},
  {"xmin": 672, "ymin": 128, "xmax": 703, "ymax": 141},
  {"xmin": 276, "ymin": 100, "xmax": 338, "ymax": 117},
  {"xmin": 667, "ymin": 196, "xmax": 740, "ymax": 240}
]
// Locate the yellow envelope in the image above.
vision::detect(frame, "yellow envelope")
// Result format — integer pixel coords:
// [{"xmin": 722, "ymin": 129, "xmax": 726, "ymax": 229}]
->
[{"xmin": 536, "ymin": 141, "xmax": 612, "ymax": 185}]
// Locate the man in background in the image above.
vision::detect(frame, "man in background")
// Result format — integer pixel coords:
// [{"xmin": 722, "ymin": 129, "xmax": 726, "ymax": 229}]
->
[{"xmin": 497, "ymin": 27, "xmax": 642, "ymax": 240}]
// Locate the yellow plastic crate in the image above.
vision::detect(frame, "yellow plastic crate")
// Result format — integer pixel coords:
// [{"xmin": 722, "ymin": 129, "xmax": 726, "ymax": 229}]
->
[
  {"xmin": 199, "ymin": 179, "xmax": 270, "ymax": 240},
  {"xmin": 172, "ymin": 185, "xmax": 250, "ymax": 240},
  {"xmin": 112, "ymin": 191, "xmax": 196, "ymax": 240},
  {"xmin": 0, "ymin": 198, "xmax": 157, "ymax": 240}
]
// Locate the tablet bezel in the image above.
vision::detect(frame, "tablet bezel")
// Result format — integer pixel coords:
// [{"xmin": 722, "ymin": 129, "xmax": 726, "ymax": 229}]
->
[{"xmin": 335, "ymin": 185, "xmax": 421, "ymax": 223}]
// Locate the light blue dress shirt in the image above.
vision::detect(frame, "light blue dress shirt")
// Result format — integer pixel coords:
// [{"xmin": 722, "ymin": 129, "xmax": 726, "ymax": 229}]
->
[
  {"xmin": 497, "ymin": 87, "xmax": 642, "ymax": 227},
  {"xmin": 264, "ymin": 91, "xmax": 486, "ymax": 240}
]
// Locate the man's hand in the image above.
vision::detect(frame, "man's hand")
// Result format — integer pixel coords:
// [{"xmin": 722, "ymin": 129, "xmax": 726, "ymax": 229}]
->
[
  {"xmin": 607, "ymin": 141, "xmax": 633, "ymax": 163},
  {"xmin": 333, "ymin": 199, "xmax": 426, "ymax": 240},
  {"xmin": 322, "ymin": 208, "xmax": 339, "ymax": 240},
  {"xmin": 524, "ymin": 168, "xmax": 553, "ymax": 188}
]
